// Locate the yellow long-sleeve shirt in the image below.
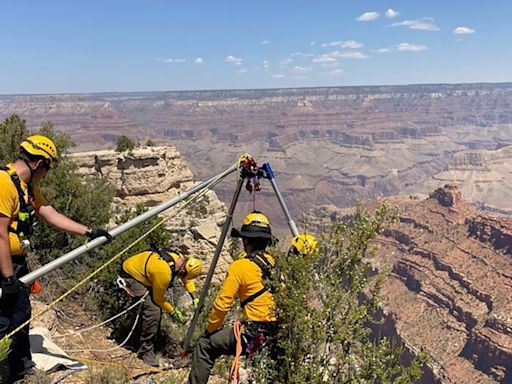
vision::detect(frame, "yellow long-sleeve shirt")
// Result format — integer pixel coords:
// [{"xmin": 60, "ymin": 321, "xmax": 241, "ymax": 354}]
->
[
  {"xmin": 0, "ymin": 164, "xmax": 44, "ymax": 255},
  {"xmin": 122, "ymin": 251, "xmax": 196, "ymax": 313},
  {"xmin": 207, "ymin": 251, "xmax": 277, "ymax": 334}
]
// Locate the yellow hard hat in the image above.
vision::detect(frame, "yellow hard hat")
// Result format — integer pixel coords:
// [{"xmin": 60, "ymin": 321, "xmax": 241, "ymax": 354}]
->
[
  {"xmin": 20, "ymin": 135, "xmax": 58, "ymax": 168},
  {"xmin": 231, "ymin": 211, "xmax": 272, "ymax": 239},
  {"xmin": 185, "ymin": 257, "xmax": 203, "ymax": 279},
  {"xmin": 290, "ymin": 233, "xmax": 318, "ymax": 256}
]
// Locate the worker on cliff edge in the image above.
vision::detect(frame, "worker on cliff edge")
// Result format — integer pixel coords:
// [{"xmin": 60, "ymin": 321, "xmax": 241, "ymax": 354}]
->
[
  {"xmin": 120, "ymin": 248, "xmax": 203, "ymax": 367},
  {"xmin": 188, "ymin": 211, "xmax": 279, "ymax": 384},
  {"xmin": 0, "ymin": 135, "xmax": 112, "ymax": 383}
]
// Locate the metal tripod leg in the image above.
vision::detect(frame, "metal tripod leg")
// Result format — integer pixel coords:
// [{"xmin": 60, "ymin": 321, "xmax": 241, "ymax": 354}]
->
[
  {"xmin": 182, "ymin": 175, "xmax": 245, "ymax": 352},
  {"xmin": 262, "ymin": 162, "xmax": 300, "ymax": 237}
]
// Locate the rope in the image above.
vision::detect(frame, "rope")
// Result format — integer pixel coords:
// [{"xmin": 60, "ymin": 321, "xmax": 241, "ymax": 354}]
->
[
  {"xmin": 228, "ymin": 320, "xmax": 243, "ymax": 384},
  {"xmin": 64, "ymin": 292, "xmax": 144, "ymax": 353},
  {"xmin": 55, "ymin": 292, "xmax": 148, "ymax": 338}
]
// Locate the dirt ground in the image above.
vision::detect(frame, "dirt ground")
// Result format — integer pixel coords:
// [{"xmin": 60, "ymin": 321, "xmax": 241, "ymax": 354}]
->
[{"xmin": 26, "ymin": 300, "xmax": 218, "ymax": 384}]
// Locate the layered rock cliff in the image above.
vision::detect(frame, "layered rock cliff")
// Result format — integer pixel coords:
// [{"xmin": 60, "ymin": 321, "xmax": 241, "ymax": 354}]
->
[
  {"xmin": 69, "ymin": 146, "xmax": 231, "ymax": 278},
  {"xmin": 370, "ymin": 185, "xmax": 512, "ymax": 383},
  {"xmin": 2, "ymin": 83, "xmax": 512, "ymax": 232}
]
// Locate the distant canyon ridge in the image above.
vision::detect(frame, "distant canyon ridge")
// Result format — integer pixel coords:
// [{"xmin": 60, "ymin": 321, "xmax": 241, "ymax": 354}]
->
[{"xmin": 2, "ymin": 83, "xmax": 512, "ymax": 230}]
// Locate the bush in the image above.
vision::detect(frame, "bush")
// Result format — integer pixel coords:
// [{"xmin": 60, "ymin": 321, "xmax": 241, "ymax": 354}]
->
[{"xmin": 115, "ymin": 135, "xmax": 135, "ymax": 153}]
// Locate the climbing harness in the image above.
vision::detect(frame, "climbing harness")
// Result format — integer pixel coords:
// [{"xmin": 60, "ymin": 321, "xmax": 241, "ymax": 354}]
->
[{"xmin": 0, "ymin": 166, "xmax": 36, "ymax": 248}]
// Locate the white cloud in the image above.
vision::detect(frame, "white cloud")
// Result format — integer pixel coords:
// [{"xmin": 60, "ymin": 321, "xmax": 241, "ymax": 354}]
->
[
  {"xmin": 157, "ymin": 58, "xmax": 186, "ymax": 63},
  {"xmin": 294, "ymin": 75, "xmax": 309, "ymax": 79},
  {"xmin": 453, "ymin": 26, "xmax": 475, "ymax": 34},
  {"xmin": 321, "ymin": 62, "xmax": 340, "ymax": 68},
  {"xmin": 272, "ymin": 74, "xmax": 285, "ymax": 78},
  {"xmin": 291, "ymin": 66, "xmax": 311, "ymax": 74},
  {"xmin": 391, "ymin": 19, "xmax": 440, "ymax": 31},
  {"xmin": 225, "ymin": 55, "xmax": 244, "ymax": 65},
  {"xmin": 330, "ymin": 50, "xmax": 369, "ymax": 59},
  {"xmin": 374, "ymin": 48, "xmax": 391, "ymax": 53},
  {"xmin": 357, "ymin": 11, "xmax": 379, "ymax": 21},
  {"xmin": 280, "ymin": 58, "xmax": 293, "ymax": 65},
  {"xmin": 329, "ymin": 69, "xmax": 345, "ymax": 76},
  {"xmin": 397, "ymin": 43, "xmax": 427, "ymax": 51},
  {"xmin": 261, "ymin": 40, "xmax": 270, "ymax": 45},
  {"xmin": 321, "ymin": 40, "xmax": 363, "ymax": 49},
  {"xmin": 309, "ymin": 41, "xmax": 317, "ymax": 46},
  {"xmin": 194, "ymin": 57, "xmax": 205, "ymax": 64},
  {"xmin": 262, "ymin": 60, "xmax": 270, "ymax": 70},
  {"xmin": 312, "ymin": 55, "xmax": 338, "ymax": 64},
  {"xmin": 237, "ymin": 67, "xmax": 248, "ymax": 74},
  {"xmin": 385, "ymin": 9, "xmax": 399, "ymax": 18}
]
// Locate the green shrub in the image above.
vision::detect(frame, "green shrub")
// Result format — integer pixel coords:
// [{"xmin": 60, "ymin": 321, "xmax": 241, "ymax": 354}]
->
[{"xmin": 115, "ymin": 135, "xmax": 136, "ymax": 153}]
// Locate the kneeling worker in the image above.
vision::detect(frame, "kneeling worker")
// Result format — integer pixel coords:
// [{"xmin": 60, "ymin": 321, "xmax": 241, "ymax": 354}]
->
[
  {"xmin": 189, "ymin": 212, "xmax": 278, "ymax": 384},
  {"xmin": 121, "ymin": 249, "xmax": 202, "ymax": 366}
]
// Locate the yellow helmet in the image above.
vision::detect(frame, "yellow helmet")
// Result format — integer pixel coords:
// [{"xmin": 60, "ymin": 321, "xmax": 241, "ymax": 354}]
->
[
  {"xmin": 20, "ymin": 135, "xmax": 58, "ymax": 168},
  {"xmin": 185, "ymin": 257, "xmax": 203, "ymax": 279},
  {"xmin": 290, "ymin": 233, "xmax": 318, "ymax": 256},
  {"xmin": 231, "ymin": 211, "xmax": 272, "ymax": 239}
]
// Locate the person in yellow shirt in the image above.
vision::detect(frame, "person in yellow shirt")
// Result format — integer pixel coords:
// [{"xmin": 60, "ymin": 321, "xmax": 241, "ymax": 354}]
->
[
  {"xmin": 189, "ymin": 211, "xmax": 278, "ymax": 384},
  {"xmin": 121, "ymin": 249, "xmax": 203, "ymax": 366},
  {"xmin": 0, "ymin": 135, "xmax": 111, "ymax": 383}
]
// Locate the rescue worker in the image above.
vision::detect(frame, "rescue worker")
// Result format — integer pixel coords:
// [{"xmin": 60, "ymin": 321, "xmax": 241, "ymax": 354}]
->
[
  {"xmin": 189, "ymin": 211, "xmax": 278, "ymax": 384},
  {"xmin": 288, "ymin": 233, "xmax": 318, "ymax": 257},
  {"xmin": 121, "ymin": 249, "xmax": 203, "ymax": 367},
  {"xmin": 0, "ymin": 135, "xmax": 111, "ymax": 382}
]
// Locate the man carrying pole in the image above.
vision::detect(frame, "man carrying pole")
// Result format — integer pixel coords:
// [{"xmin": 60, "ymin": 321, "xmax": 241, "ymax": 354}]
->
[{"xmin": 0, "ymin": 135, "xmax": 111, "ymax": 382}]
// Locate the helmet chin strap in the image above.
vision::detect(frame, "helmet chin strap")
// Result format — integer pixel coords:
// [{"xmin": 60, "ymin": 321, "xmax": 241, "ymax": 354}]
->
[
  {"xmin": 23, "ymin": 159, "xmax": 46, "ymax": 183},
  {"xmin": 21, "ymin": 158, "xmax": 36, "ymax": 183}
]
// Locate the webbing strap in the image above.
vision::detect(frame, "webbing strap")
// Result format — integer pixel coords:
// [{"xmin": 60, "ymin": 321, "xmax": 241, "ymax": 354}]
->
[
  {"xmin": 240, "ymin": 252, "xmax": 274, "ymax": 308},
  {"xmin": 1, "ymin": 166, "xmax": 35, "ymax": 237}
]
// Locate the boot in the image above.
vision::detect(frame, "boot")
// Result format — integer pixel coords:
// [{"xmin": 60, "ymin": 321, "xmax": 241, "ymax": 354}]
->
[{"xmin": 140, "ymin": 350, "xmax": 159, "ymax": 367}]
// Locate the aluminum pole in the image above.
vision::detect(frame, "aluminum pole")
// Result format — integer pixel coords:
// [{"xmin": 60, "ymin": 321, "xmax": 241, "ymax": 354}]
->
[
  {"xmin": 182, "ymin": 175, "xmax": 245, "ymax": 352},
  {"xmin": 16, "ymin": 162, "xmax": 239, "ymax": 288},
  {"xmin": 262, "ymin": 162, "xmax": 299, "ymax": 237}
]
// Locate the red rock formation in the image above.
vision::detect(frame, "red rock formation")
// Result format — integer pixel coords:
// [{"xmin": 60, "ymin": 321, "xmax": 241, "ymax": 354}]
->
[{"xmin": 373, "ymin": 185, "xmax": 512, "ymax": 383}]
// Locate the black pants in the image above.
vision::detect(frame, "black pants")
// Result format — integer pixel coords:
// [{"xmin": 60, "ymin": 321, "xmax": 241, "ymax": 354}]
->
[
  {"xmin": 188, "ymin": 321, "xmax": 277, "ymax": 384},
  {"xmin": 0, "ymin": 259, "xmax": 33, "ymax": 383},
  {"xmin": 124, "ymin": 277, "xmax": 162, "ymax": 355}
]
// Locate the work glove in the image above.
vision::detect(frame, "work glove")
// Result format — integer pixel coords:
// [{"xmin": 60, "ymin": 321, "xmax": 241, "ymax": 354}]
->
[
  {"xmin": 171, "ymin": 308, "xmax": 186, "ymax": 324},
  {"xmin": 86, "ymin": 228, "xmax": 113, "ymax": 242},
  {"xmin": 192, "ymin": 297, "xmax": 199, "ymax": 308},
  {"xmin": 2, "ymin": 275, "xmax": 23, "ymax": 295}
]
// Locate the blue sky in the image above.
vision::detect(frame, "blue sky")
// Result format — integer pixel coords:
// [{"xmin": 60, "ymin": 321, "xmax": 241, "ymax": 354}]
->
[{"xmin": 0, "ymin": 1, "xmax": 510, "ymax": 94}]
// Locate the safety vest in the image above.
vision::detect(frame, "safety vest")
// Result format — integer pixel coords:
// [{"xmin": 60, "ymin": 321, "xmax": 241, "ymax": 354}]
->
[
  {"xmin": 1, "ymin": 166, "xmax": 36, "ymax": 240},
  {"xmin": 240, "ymin": 251, "xmax": 275, "ymax": 308}
]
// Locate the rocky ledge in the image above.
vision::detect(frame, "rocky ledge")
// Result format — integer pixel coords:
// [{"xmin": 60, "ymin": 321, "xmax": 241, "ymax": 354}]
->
[{"xmin": 70, "ymin": 146, "xmax": 231, "ymax": 279}]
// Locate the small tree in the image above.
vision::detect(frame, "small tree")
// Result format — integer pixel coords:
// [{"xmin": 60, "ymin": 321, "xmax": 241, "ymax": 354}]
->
[
  {"xmin": 0, "ymin": 114, "xmax": 28, "ymax": 163},
  {"xmin": 145, "ymin": 139, "xmax": 155, "ymax": 147},
  {"xmin": 115, "ymin": 135, "xmax": 135, "ymax": 153}
]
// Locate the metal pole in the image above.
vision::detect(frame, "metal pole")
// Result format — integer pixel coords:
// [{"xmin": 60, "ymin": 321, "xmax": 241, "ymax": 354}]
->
[
  {"xmin": 262, "ymin": 162, "xmax": 300, "ymax": 237},
  {"xmin": 17, "ymin": 163, "xmax": 239, "ymax": 288},
  {"xmin": 182, "ymin": 175, "xmax": 245, "ymax": 352}
]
